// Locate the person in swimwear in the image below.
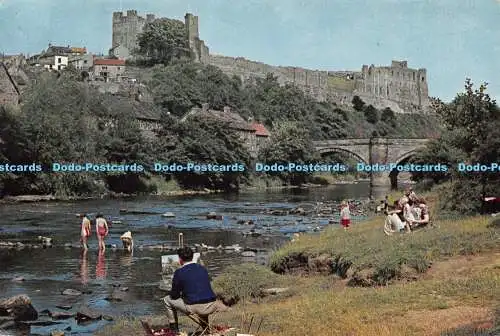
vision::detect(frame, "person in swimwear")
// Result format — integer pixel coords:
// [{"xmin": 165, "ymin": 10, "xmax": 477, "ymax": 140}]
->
[
  {"xmin": 120, "ymin": 231, "xmax": 134, "ymax": 253},
  {"xmin": 95, "ymin": 213, "xmax": 109, "ymax": 252},
  {"xmin": 80, "ymin": 214, "xmax": 91, "ymax": 250}
]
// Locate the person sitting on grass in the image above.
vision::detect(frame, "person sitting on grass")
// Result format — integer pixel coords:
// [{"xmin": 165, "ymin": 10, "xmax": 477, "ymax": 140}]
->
[
  {"xmin": 162, "ymin": 246, "xmax": 228, "ymax": 333},
  {"xmin": 412, "ymin": 202, "xmax": 430, "ymax": 228},
  {"xmin": 385, "ymin": 200, "xmax": 406, "ymax": 233}
]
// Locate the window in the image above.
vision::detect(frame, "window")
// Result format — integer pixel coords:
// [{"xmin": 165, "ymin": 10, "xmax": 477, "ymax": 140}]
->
[
  {"xmin": 58, "ymin": 58, "xmax": 61, "ymax": 63},
  {"xmin": 58, "ymin": 65, "xmax": 61, "ymax": 70},
  {"xmin": 117, "ymin": 67, "xmax": 121, "ymax": 70},
  {"xmin": 84, "ymin": 60, "xmax": 87, "ymax": 64},
  {"xmin": 413, "ymin": 72, "xmax": 415, "ymax": 81},
  {"xmin": 422, "ymin": 76, "xmax": 425, "ymax": 82}
]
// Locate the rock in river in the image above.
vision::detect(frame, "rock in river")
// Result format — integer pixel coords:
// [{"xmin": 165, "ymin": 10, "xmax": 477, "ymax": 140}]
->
[
  {"xmin": 0, "ymin": 294, "xmax": 38, "ymax": 321},
  {"xmin": 76, "ymin": 307, "xmax": 102, "ymax": 322},
  {"xmin": 61, "ymin": 289, "xmax": 82, "ymax": 296},
  {"xmin": 49, "ymin": 311, "xmax": 75, "ymax": 319}
]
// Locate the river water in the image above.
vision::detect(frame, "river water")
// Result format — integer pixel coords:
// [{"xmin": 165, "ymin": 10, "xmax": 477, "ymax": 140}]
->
[{"xmin": 0, "ymin": 182, "xmax": 377, "ymax": 335}]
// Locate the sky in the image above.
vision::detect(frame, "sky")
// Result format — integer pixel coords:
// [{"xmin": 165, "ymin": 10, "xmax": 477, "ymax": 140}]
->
[{"xmin": 0, "ymin": 0, "xmax": 499, "ymax": 102}]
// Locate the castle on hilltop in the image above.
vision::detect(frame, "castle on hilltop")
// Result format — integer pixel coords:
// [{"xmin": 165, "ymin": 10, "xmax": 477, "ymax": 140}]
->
[{"xmin": 110, "ymin": 10, "xmax": 431, "ymax": 113}]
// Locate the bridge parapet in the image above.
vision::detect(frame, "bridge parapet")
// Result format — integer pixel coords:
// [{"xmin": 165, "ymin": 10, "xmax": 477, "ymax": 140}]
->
[{"xmin": 313, "ymin": 137, "xmax": 432, "ymax": 188}]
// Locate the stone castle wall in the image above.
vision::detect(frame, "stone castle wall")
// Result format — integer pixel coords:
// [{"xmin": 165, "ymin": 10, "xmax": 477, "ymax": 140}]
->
[
  {"xmin": 112, "ymin": 10, "xmax": 157, "ymax": 57},
  {"xmin": 205, "ymin": 55, "xmax": 430, "ymax": 113},
  {"xmin": 111, "ymin": 10, "xmax": 431, "ymax": 113}
]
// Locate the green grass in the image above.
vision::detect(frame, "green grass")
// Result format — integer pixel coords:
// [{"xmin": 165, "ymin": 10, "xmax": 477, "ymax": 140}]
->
[{"xmin": 270, "ymin": 210, "xmax": 499, "ymax": 285}]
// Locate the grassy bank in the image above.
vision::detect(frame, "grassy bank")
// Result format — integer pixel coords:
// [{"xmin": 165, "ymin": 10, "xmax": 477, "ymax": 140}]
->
[{"xmin": 96, "ymin": 191, "xmax": 500, "ymax": 336}]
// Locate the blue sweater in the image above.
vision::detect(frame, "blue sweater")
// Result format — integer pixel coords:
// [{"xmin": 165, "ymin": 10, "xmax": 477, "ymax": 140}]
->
[{"xmin": 170, "ymin": 263, "xmax": 216, "ymax": 305}]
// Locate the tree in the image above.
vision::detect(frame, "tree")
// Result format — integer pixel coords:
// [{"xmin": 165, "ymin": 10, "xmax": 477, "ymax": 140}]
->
[
  {"xmin": 156, "ymin": 116, "xmax": 251, "ymax": 191},
  {"xmin": 17, "ymin": 74, "xmax": 106, "ymax": 196},
  {"xmin": 136, "ymin": 18, "xmax": 190, "ymax": 65},
  {"xmin": 352, "ymin": 95, "xmax": 365, "ymax": 111},
  {"xmin": 364, "ymin": 105, "xmax": 379, "ymax": 124},
  {"xmin": 381, "ymin": 107, "xmax": 396, "ymax": 127},
  {"xmin": 259, "ymin": 121, "xmax": 319, "ymax": 185},
  {"xmin": 150, "ymin": 62, "xmax": 202, "ymax": 116},
  {"xmin": 426, "ymin": 79, "xmax": 500, "ymax": 214}
]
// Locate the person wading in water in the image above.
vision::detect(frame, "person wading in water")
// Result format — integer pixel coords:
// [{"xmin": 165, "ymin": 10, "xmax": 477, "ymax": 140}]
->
[
  {"xmin": 80, "ymin": 214, "xmax": 91, "ymax": 250},
  {"xmin": 95, "ymin": 214, "xmax": 109, "ymax": 252}
]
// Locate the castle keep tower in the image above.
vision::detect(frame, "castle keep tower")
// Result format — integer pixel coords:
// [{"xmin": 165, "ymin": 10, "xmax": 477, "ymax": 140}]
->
[
  {"xmin": 357, "ymin": 60, "xmax": 430, "ymax": 113},
  {"xmin": 185, "ymin": 13, "xmax": 209, "ymax": 62},
  {"xmin": 110, "ymin": 10, "xmax": 156, "ymax": 60}
]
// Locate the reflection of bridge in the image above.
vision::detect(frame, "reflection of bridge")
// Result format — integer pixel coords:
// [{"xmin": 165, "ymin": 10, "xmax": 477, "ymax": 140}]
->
[{"xmin": 313, "ymin": 138, "xmax": 431, "ymax": 188}]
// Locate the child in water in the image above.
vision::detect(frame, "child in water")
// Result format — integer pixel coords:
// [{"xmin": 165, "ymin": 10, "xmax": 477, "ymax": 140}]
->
[
  {"xmin": 95, "ymin": 214, "xmax": 109, "ymax": 251},
  {"xmin": 80, "ymin": 214, "xmax": 91, "ymax": 250},
  {"xmin": 340, "ymin": 200, "xmax": 351, "ymax": 231}
]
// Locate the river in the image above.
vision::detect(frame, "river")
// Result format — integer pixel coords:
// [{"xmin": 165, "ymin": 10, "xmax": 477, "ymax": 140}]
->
[{"xmin": 0, "ymin": 182, "xmax": 379, "ymax": 335}]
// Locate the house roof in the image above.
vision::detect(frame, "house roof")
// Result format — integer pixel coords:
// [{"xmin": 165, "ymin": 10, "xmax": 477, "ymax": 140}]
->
[
  {"xmin": 183, "ymin": 106, "xmax": 255, "ymax": 131},
  {"xmin": 252, "ymin": 122, "xmax": 270, "ymax": 136},
  {"xmin": 94, "ymin": 58, "xmax": 125, "ymax": 66},
  {"xmin": 46, "ymin": 46, "xmax": 72, "ymax": 55},
  {"xmin": 101, "ymin": 95, "xmax": 161, "ymax": 121}
]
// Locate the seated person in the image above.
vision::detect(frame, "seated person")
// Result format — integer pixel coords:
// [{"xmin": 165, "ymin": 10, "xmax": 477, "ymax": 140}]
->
[
  {"xmin": 163, "ymin": 246, "xmax": 228, "ymax": 333},
  {"xmin": 403, "ymin": 199, "xmax": 416, "ymax": 232},
  {"xmin": 120, "ymin": 231, "xmax": 133, "ymax": 252},
  {"xmin": 386, "ymin": 200, "xmax": 406, "ymax": 232},
  {"xmin": 405, "ymin": 187, "xmax": 419, "ymax": 203},
  {"xmin": 412, "ymin": 203, "xmax": 430, "ymax": 227}
]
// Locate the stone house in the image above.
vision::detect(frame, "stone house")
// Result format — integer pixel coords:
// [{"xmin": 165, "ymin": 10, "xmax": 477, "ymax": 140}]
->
[
  {"xmin": 100, "ymin": 95, "xmax": 162, "ymax": 138},
  {"xmin": 39, "ymin": 55, "xmax": 68, "ymax": 71},
  {"xmin": 109, "ymin": 45, "xmax": 130, "ymax": 60},
  {"xmin": 251, "ymin": 122, "xmax": 270, "ymax": 154},
  {"xmin": 35, "ymin": 44, "xmax": 87, "ymax": 71},
  {"xmin": 93, "ymin": 58, "xmax": 126, "ymax": 82},
  {"xmin": 0, "ymin": 62, "xmax": 21, "ymax": 106},
  {"xmin": 68, "ymin": 54, "xmax": 93, "ymax": 72},
  {"xmin": 181, "ymin": 104, "xmax": 269, "ymax": 158}
]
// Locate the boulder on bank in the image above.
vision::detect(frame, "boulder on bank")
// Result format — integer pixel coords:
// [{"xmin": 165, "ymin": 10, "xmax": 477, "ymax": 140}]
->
[{"xmin": 0, "ymin": 294, "xmax": 38, "ymax": 321}]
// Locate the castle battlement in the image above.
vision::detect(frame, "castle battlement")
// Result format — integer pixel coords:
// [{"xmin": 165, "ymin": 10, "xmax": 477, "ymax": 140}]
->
[{"xmin": 110, "ymin": 10, "xmax": 430, "ymax": 113}]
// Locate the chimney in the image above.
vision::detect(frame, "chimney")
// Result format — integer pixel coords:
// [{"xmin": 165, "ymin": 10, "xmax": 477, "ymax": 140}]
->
[
  {"xmin": 201, "ymin": 103, "xmax": 209, "ymax": 111},
  {"xmin": 223, "ymin": 106, "xmax": 231, "ymax": 113}
]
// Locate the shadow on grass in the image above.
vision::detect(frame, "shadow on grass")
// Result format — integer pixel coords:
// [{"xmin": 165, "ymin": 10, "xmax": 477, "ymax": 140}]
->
[{"xmin": 441, "ymin": 306, "xmax": 500, "ymax": 336}]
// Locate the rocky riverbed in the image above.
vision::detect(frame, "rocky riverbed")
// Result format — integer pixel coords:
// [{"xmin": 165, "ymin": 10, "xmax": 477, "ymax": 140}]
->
[{"xmin": 0, "ymin": 184, "xmax": 378, "ymax": 335}]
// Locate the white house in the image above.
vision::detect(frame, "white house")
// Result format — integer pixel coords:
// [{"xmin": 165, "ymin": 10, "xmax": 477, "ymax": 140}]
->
[{"xmin": 40, "ymin": 55, "xmax": 68, "ymax": 71}]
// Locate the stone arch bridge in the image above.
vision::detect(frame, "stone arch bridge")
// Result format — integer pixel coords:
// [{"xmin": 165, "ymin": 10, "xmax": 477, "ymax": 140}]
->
[{"xmin": 313, "ymin": 138, "xmax": 431, "ymax": 188}]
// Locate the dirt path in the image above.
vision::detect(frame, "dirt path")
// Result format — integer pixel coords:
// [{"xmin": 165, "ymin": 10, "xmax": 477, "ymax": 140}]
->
[{"xmin": 423, "ymin": 251, "xmax": 500, "ymax": 280}]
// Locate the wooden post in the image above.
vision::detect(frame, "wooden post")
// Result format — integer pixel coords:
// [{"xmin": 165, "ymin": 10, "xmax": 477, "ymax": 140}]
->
[{"xmin": 178, "ymin": 233, "xmax": 184, "ymax": 248}]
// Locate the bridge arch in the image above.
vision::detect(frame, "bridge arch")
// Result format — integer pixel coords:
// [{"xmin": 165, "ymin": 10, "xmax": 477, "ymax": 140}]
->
[
  {"xmin": 389, "ymin": 150, "xmax": 420, "ymax": 189},
  {"xmin": 318, "ymin": 148, "xmax": 368, "ymax": 165},
  {"xmin": 394, "ymin": 150, "xmax": 419, "ymax": 166}
]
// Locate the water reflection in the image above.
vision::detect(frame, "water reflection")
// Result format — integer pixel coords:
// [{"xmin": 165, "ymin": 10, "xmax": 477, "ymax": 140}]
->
[
  {"xmin": 119, "ymin": 251, "xmax": 133, "ymax": 268},
  {"xmin": 79, "ymin": 249, "xmax": 89, "ymax": 285},
  {"xmin": 96, "ymin": 250, "xmax": 107, "ymax": 280}
]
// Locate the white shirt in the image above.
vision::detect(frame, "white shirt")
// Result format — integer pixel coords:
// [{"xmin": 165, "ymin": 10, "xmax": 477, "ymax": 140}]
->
[{"xmin": 340, "ymin": 206, "xmax": 350, "ymax": 220}]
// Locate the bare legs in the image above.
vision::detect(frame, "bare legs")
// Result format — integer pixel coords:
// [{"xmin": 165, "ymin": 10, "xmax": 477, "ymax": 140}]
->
[
  {"xmin": 81, "ymin": 236, "xmax": 89, "ymax": 250},
  {"xmin": 98, "ymin": 235, "xmax": 106, "ymax": 252}
]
